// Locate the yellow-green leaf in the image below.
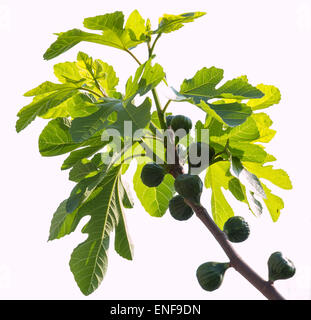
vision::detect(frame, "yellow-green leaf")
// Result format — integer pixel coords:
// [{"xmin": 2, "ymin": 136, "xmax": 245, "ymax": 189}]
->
[
  {"xmin": 205, "ymin": 161, "xmax": 235, "ymax": 228},
  {"xmin": 247, "ymin": 84, "xmax": 281, "ymax": 111},
  {"xmin": 242, "ymin": 162, "xmax": 292, "ymax": 190},
  {"xmin": 154, "ymin": 12, "xmax": 206, "ymax": 34},
  {"xmin": 262, "ymin": 183, "xmax": 284, "ymax": 222}
]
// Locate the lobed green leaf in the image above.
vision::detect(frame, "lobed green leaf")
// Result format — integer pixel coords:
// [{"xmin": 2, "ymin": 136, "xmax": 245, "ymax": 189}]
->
[
  {"xmin": 205, "ymin": 161, "xmax": 235, "ymax": 229},
  {"xmin": 76, "ymin": 51, "xmax": 119, "ymax": 96},
  {"xmin": 153, "ymin": 12, "xmax": 206, "ymax": 34},
  {"xmin": 43, "ymin": 29, "xmax": 112, "ymax": 60},
  {"xmin": 230, "ymin": 157, "xmax": 266, "ymax": 199},
  {"xmin": 261, "ymin": 183, "xmax": 284, "ymax": 222},
  {"xmin": 70, "ymin": 97, "xmax": 151, "ymax": 143},
  {"xmin": 179, "ymin": 67, "xmax": 263, "ymax": 103},
  {"xmin": 16, "ymin": 89, "xmax": 77, "ymax": 132},
  {"xmin": 38, "ymin": 118, "xmax": 103, "ymax": 157},
  {"xmin": 242, "ymin": 162, "xmax": 292, "ymax": 190},
  {"xmin": 247, "ymin": 84, "xmax": 281, "ymax": 111},
  {"xmin": 61, "ymin": 144, "xmax": 107, "ymax": 170},
  {"xmin": 174, "ymin": 67, "xmax": 264, "ymax": 127},
  {"xmin": 44, "ymin": 10, "xmax": 149, "ymax": 60},
  {"xmin": 48, "ymin": 200, "xmax": 78, "ymax": 241},
  {"xmin": 68, "ymin": 164, "xmax": 135, "ymax": 295},
  {"xmin": 69, "ymin": 154, "xmax": 102, "ymax": 182}
]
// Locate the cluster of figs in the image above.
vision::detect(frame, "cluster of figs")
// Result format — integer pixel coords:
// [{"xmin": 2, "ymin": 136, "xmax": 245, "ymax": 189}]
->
[
  {"xmin": 141, "ymin": 114, "xmax": 212, "ymax": 219},
  {"xmin": 140, "ymin": 114, "xmax": 296, "ymax": 293}
]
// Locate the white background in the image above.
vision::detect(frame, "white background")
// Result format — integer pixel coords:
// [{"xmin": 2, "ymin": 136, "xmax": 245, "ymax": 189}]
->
[{"xmin": 1, "ymin": 0, "xmax": 310, "ymax": 300}]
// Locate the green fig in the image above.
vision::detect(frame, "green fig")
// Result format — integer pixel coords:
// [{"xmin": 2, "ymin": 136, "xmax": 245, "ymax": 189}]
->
[
  {"xmin": 268, "ymin": 252, "xmax": 296, "ymax": 282},
  {"xmin": 223, "ymin": 216, "xmax": 250, "ymax": 243},
  {"xmin": 171, "ymin": 115, "xmax": 192, "ymax": 134},
  {"xmin": 169, "ymin": 195, "xmax": 194, "ymax": 221},
  {"xmin": 174, "ymin": 174, "xmax": 203, "ymax": 205},
  {"xmin": 141, "ymin": 162, "xmax": 165, "ymax": 187},
  {"xmin": 196, "ymin": 262, "xmax": 230, "ymax": 291}
]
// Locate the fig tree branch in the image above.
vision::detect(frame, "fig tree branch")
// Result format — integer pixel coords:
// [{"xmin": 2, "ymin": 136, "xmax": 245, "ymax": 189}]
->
[
  {"xmin": 168, "ymin": 156, "xmax": 285, "ymax": 300},
  {"xmin": 127, "ymin": 45, "xmax": 285, "ymax": 301},
  {"xmin": 185, "ymin": 200, "xmax": 285, "ymax": 300}
]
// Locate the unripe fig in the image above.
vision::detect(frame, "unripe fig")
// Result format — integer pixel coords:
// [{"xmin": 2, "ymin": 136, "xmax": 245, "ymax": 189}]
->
[
  {"xmin": 196, "ymin": 262, "xmax": 230, "ymax": 291},
  {"xmin": 174, "ymin": 174, "xmax": 203, "ymax": 205},
  {"xmin": 268, "ymin": 252, "xmax": 296, "ymax": 282},
  {"xmin": 140, "ymin": 162, "xmax": 165, "ymax": 187},
  {"xmin": 171, "ymin": 115, "xmax": 192, "ymax": 134},
  {"xmin": 223, "ymin": 216, "xmax": 250, "ymax": 243},
  {"xmin": 169, "ymin": 195, "xmax": 194, "ymax": 221}
]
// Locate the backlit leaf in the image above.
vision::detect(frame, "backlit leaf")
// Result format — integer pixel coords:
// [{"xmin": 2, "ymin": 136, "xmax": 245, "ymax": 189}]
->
[
  {"xmin": 76, "ymin": 51, "xmax": 119, "ymax": 96},
  {"xmin": 70, "ymin": 97, "xmax": 151, "ymax": 143},
  {"xmin": 43, "ymin": 29, "xmax": 112, "ymax": 60},
  {"xmin": 205, "ymin": 161, "xmax": 234, "ymax": 228},
  {"xmin": 261, "ymin": 183, "xmax": 284, "ymax": 222},
  {"xmin": 16, "ymin": 89, "xmax": 76, "ymax": 132},
  {"xmin": 61, "ymin": 143, "xmax": 107, "ymax": 170},
  {"xmin": 179, "ymin": 67, "xmax": 263, "ymax": 103},
  {"xmin": 69, "ymin": 165, "xmax": 122, "ymax": 295},
  {"xmin": 39, "ymin": 118, "xmax": 82, "ymax": 156},
  {"xmin": 247, "ymin": 84, "xmax": 281, "ymax": 111},
  {"xmin": 153, "ymin": 12, "xmax": 206, "ymax": 34},
  {"xmin": 242, "ymin": 162, "xmax": 292, "ymax": 190},
  {"xmin": 83, "ymin": 10, "xmax": 147, "ymax": 50},
  {"xmin": 174, "ymin": 67, "xmax": 263, "ymax": 127},
  {"xmin": 230, "ymin": 157, "xmax": 266, "ymax": 199}
]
